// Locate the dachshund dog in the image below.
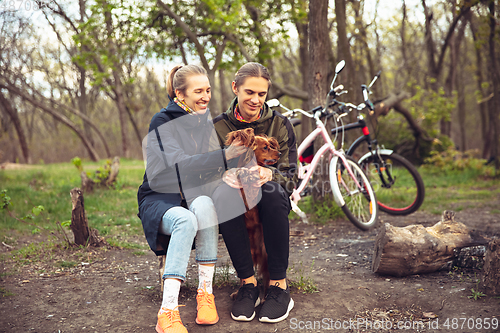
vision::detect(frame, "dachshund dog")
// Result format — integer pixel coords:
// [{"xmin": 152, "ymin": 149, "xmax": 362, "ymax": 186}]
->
[{"xmin": 225, "ymin": 128, "xmax": 280, "ymax": 292}]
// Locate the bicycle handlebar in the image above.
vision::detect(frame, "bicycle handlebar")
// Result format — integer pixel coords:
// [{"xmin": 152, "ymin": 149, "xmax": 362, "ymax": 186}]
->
[
  {"xmin": 267, "ymin": 61, "xmax": 380, "ymax": 121},
  {"xmin": 361, "ymin": 70, "xmax": 381, "ymax": 111}
]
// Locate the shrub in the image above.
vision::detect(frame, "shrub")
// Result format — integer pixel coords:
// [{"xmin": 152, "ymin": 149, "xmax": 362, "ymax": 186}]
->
[{"xmin": 422, "ymin": 147, "xmax": 494, "ymax": 177}]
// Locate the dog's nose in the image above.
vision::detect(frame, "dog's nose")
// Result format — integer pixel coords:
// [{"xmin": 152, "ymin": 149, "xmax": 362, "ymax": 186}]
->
[{"xmin": 278, "ymin": 151, "xmax": 282, "ymax": 156}]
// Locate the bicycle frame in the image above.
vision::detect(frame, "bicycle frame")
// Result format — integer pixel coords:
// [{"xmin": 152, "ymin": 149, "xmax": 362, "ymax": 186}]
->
[
  {"xmin": 291, "ymin": 113, "xmax": 362, "ymax": 208},
  {"xmin": 331, "ymin": 116, "xmax": 373, "ymax": 157},
  {"xmin": 331, "ymin": 115, "xmax": 396, "ymax": 188}
]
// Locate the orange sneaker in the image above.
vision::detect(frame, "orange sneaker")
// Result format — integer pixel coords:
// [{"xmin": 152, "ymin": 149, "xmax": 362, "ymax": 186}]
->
[
  {"xmin": 196, "ymin": 288, "xmax": 219, "ymax": 325},
  {"xmin": 156, "ymin": 306, "xmax": 188, "ymax": 333}
]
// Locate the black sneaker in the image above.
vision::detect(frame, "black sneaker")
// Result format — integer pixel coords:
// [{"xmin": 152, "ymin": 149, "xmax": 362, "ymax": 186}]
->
[
  {"xmin": 231, "ymin": 283, "xmax": 261, "ymax": 321},
  {"xmin": 258, "ymin": 284, "xmax": 294, "ymax": 323}
]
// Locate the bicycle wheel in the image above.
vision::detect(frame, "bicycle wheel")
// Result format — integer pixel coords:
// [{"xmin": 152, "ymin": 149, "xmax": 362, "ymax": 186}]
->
[
  {"xmin": 359, "ymin": 152, "xmax": 425, "ymax": 215},
  {"xmin": 330, "ymin": 155, "xmax": 378, "ymax": 230}
]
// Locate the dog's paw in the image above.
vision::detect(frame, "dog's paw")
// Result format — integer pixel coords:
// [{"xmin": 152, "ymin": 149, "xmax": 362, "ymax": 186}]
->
[{"xmin": 236, "ymin": 167, "xmax": 260, "ymax": 184}]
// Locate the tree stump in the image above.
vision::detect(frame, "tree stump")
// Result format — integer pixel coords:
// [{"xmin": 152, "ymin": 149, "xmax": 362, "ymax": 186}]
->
[
  {"xmin": 79, "ymin": 157, "xmax": 120, "ymax": 193},
  {"xmin": 480, "ymin": 239, "xmax": 500, "ymax": 296},
  {"xmin": 70, "ymin": 188, "xmax": 106, "ymax": 247},
  {"xmin": 80, "ymin": 171, "xmax": 95, "ymax": 193},
  {"xmin": 372, "ymin": 211, "xmax": 488, "ymax": 277},
  {"xmin": 106, "ymin": 156, "xmax": 120, "ymax": 186}
]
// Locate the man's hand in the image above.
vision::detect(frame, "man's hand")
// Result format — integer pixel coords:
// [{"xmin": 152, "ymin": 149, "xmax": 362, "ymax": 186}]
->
[{"xmin": 251, "ymin": 166, "xmax": 273, "ymax": 187}]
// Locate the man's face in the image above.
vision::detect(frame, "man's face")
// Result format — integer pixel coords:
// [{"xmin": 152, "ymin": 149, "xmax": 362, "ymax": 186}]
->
[{"xmin": 232, "ymin": 76, "xmax": 269, "ymax": 122}]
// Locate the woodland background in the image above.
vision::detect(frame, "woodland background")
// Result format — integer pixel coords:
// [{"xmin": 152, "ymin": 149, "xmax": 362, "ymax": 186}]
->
[{"xmin": 0, "ymin": 0, "xmax": 499, "ymax": 167}]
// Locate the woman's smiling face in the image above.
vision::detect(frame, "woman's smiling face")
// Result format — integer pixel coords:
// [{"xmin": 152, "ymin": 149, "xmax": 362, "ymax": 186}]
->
[
  {"xmin": 176, "ymin": 74, "xmax": 211, "ymax": 114},
  {"xmin": 232, "ymin": 76, "xmax": 269, "ymax": 122}
]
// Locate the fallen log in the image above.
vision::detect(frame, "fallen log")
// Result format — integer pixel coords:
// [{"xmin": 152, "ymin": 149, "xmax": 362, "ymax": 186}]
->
[
  {"xmin": 453, "ymin": 245, "xmax": 486, "ymax": 270},
  {"xmin": 480, "ymin": 238, "xmax": 500, "ymax": 296},
  {"xmin": 372, "ymin": 211, "xmax": 488, "ymax": 277}
]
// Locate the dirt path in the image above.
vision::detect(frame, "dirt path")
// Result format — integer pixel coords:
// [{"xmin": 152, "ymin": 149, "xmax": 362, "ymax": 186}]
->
[{"xmin": 1, "ymin": 208, "xmax": 499, "ymax": 333}]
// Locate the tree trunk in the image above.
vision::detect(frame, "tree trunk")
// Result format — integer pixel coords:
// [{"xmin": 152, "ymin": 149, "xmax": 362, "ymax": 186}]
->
[
  {"xmin": 296, "ymin": 14, "xmax": 311, "ymax": 144},
  {"xmin": 422, "ymin": 0, "xmax": 474, "ymax": 138},
  {"xmin": 451, "ymin": 17, "xmax": 467, "ymax": 150},
  {"xmin": 103, "ymin": 0, "xmax": 129, "ymax": 159},
  {"xmin": 469, "ymin": 12, "xmax": 490, "ymax": 159},
  {"xmin": 208, "ymin": 70, "xmax": 219, "ymax": 119},
  {"xmin": 401, "ymin": 0, "xmax": 408, "ymax": 75},
  {"xmin": 442, "ymin": 28, "xmax": 456, "ymax": 138},
  {"xmin": 112, "ymin": 71, "xmax": 130, "ymax": 159},
  {"xmin": 335, "ymin": 0, "xmax": 360, "ymax": 121},
  {"xmin": 353, "ymin": 0, "xmax": 374, "ymax": 82},
  {"xmin": 219, "ymin": 68, "xmax": 229, "ymax": 116},
  {"xmin": 372, "ymin": 211, "xmax": 488, "ymax": 277},
  {"xmin": 0, "ymin": 92, "xmax": 31, "ymax": 163},
  {"xmin": 487, "ymin": 0, "xmax": 500, "ymax": 170},
  {"xmin": 78, "ymin": 67, "xmax": 94, "ymax": 148},
  {"xmin": 480, "ymin": 239, "xmax": 500, "ymax": 296},
  {"xmin": 308, "ymin": 0, "xmax": 329, "ymax": 202},
  {"xmin": 456, "ymin": 56, "xmax": 467, "ymax": 151}
]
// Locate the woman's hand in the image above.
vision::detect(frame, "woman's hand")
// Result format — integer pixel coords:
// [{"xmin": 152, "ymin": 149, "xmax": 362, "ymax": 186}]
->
[
  {"xmin": 251, "ymin": 166, "xmax": 273, "ymax": 187},
  {"xmin": 225, "ymin": 138, "xmax": 247, "ymax": 160},
  {"xmin": 222, "ymin": 169, "xmax": 243, "ymax": 189}
]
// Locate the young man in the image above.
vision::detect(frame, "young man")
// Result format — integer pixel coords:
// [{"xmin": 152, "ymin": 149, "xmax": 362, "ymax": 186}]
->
[{"xmin": 212, "ymin": 62, "xmax": 298, "ymax": 323}]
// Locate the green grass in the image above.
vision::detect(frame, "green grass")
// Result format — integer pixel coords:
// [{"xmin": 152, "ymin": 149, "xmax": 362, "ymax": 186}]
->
[
  {"xmin": 418, "ymin": 168, "xmax": 500, "ymax": 214},
  {"xmin": 289, "ymin": 164, "xmax": 500, "ymax": 223},
  {"xmin": 288, "ymin": 260, "xmax": 319, "ymax": 294},
  {"xmin": 0, "ymin": 159, "xmax": 145, "ymax": 247},
  {"xmin": 289, "ymin": 195, "xmax": 344, "ymax": 224},
  {"xmin": 2, "ymin": 158, "xmax": 499, "ymax": 247}
]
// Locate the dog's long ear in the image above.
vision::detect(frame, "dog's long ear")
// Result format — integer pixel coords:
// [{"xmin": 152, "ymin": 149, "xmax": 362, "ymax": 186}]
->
[
  {"xmin": 225, "ymin": 131, "xmax": 239, "ymax": 145},
  {"xmin": 243, "ymin": 128, "xmax": 255, "ymax": 137},
  {"xmin": 268, "ymin": 137, "xmax": 280, "ymax": 150},
  {"xmin": 240, "ymin": 128, "xmax": 256, "ymax": 149}
]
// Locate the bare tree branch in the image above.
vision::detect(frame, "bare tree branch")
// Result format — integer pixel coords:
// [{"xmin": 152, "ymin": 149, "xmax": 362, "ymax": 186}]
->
[
  {"xmin": 271, "ymin": 83, "xmax": 308, "ymax": 101},
  {"xmin": 156, "ymin": 0, "xmax": 210, "ymax": 70},
  {"xmin": 0, "ymin": 82, "xmax": 101, "ymax": 161}
]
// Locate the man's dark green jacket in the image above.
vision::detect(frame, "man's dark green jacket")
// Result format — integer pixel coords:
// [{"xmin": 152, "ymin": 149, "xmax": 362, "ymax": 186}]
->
[{"xmin": 213, "ymin": 98, "xmax": 298, "ymax": 196}]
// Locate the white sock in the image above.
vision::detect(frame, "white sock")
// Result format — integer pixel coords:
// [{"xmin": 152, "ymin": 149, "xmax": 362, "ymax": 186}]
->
[
  {"xmin": 198, "ymin": 264, "xmax": 215, "ymax": 294},
  {"xmin": 161, "ymin": 279, "xmax": 181, "ymax": 311}
]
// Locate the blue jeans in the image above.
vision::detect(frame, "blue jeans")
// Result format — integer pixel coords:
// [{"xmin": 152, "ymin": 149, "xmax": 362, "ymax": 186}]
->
[{"xmin": 160, "ymin": 196, "xmax": 218, "ymax": 281}]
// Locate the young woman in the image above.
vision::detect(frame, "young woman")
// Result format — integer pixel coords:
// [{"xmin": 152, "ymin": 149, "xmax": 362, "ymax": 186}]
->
[
  {"xmin": 212, "ymin": 62, "xmax": 298, "ymax": 324},
  {"xmin": 137, "ymin": 64, "xmax": 245, "ymax": 333}
]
